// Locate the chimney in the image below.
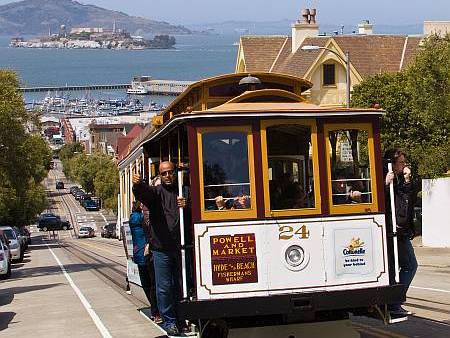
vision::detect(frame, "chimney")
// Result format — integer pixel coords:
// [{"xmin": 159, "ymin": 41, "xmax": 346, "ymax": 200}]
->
[
  {"xmin": 292, "ymin": 8, "xmax": 319, "ymax": 53},
  {"xmin": 358, "ymin": 20, "xmax": 373, "ymax": 35}
]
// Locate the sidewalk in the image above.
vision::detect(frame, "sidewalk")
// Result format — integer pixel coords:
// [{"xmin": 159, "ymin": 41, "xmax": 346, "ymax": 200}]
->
[
  {"xmin": 0, "ymin": 234, "xmax": 161, "ymax": 338},
  {"xmin": 412, "ymin": 236, "xmax": 450, "ymax": 268}
]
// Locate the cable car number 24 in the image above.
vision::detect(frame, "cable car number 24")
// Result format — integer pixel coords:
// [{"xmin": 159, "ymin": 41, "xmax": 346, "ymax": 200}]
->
[{"xmin": 278, "ymin": 224, "xmax": 310, "ymax": 240}]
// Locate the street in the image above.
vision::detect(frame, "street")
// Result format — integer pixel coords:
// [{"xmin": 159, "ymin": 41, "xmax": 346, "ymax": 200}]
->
[{"xmin": 0, "ymin": 165, "xmax": 449, "ymax": 337}]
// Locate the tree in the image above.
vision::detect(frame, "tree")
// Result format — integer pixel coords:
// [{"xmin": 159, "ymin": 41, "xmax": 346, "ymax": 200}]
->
[
  {"xmin": 61, "ymin": 150, "xmax": 119, "ymax": 211},
  {"xmin": 94, "ymin": 160, "xmax": 119, "ymax": 211},
  {"xmin": 351, "ymin": 34, "xmax": 450, "ymax": 178},
  {"xmin": 0, "ymin": 70, "xmax": 51, "ymax": 226}
]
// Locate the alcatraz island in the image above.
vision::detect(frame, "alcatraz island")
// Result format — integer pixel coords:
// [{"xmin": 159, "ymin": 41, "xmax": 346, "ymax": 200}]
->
[{"xmin": 10, "ymin": 24, "xmax": 176, "ymax": 50}]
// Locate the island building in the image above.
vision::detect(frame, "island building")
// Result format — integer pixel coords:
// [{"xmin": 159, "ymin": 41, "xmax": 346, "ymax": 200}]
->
[{"xmin": 235, "ymin": 8, "xmax": 449, "ymax": 107}]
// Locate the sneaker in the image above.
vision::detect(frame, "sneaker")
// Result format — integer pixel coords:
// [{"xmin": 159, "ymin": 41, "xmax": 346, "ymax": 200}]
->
[
  {"xmin": 166, "ymin": 325, "xmax": 180, "ymax": 336},
  {"xmin": 390, "ymin": 305, "xmax": 412, "ymax": 316}
]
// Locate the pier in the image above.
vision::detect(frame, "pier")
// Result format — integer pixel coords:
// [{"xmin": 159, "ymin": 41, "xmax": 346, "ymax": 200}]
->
[
  {"xmin": 20, "ymin": 84, "xmax": 131, "ymax": 93},
  {"xmin": 19, "ymin": 79, "xmax": 193, "ymax": 95}
]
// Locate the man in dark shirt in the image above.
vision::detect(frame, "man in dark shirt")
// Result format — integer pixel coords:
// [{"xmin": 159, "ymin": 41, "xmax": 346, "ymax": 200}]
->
[{"xmin": 132, "ymin": 161, "xmax": 186, "ymax": 336}]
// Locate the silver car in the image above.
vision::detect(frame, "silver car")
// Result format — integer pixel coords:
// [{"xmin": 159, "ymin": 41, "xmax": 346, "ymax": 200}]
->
[
  {"xmin": 78, "ymin": 226, "xmax": 95, "ymax": 238},
  {"xmin": 0, "ymin": 237, "xmax": 12, "ymax": 279},
  {"xmin": 0, "ymin": 226, "xmax": 23, "ymax": 262}
]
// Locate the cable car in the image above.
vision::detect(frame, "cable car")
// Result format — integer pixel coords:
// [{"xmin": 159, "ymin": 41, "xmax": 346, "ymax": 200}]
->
[{"xmin": 118, "ymin": 73, "xmax": 405, "ymax": 337}]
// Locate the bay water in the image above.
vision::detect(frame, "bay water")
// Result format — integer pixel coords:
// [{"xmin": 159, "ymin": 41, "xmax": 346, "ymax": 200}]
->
[{"xmin": 0, "ymin": 34, "xmax": 239, "ymax": 104}]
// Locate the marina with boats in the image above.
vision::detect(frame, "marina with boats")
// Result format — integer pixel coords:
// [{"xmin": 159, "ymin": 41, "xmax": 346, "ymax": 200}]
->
[
  {"xmin": 26, "ymin": 91, "xmax": 166, "ymax": 116},
  {"xmin": 22, "ymin": 76, "xmax": 193, "ymax": 116}
]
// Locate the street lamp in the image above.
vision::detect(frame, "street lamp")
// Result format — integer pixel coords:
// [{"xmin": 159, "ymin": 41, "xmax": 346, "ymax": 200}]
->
[{"xmin": 301, "ymin": 45, "xmax": 351, "ymax": 109}]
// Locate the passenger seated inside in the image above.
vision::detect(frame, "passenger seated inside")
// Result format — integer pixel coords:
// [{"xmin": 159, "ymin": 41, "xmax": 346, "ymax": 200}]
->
[
  {"xmin": 202, "ymin": 130, "xmax": 252, "ymax": 212},
  {"xmin": 213, "ymin": 196, "xmax": 234, "ymax": 210},
  {"xmin": 332, "ymin": 172, "xmax": 362, "ymax": 205},
  {"xmin": 232, "ymin": 193, "xmax": 250, "ymax": 209}
]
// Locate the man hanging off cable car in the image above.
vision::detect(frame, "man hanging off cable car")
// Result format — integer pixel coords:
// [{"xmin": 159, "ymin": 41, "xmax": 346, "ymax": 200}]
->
[{"xmin": 132, "ymin": 161, "xmax": 187, "ymax": 336}]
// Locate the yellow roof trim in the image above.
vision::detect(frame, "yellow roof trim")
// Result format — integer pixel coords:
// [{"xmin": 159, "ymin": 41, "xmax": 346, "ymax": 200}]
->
[
  {"xmin": 162, "ymin": 72, "xmax": 313, "ymax": 115},
  {"xmin": 226, "ymin": 89, "xmax": 305, "ymax": 104}
]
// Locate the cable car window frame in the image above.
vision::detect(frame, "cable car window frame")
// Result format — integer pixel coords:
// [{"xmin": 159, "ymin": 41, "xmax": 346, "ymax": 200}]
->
[
  {"xmin": 197, "ymin": 125, "xmax": 257, "ymax": 221},
  {"xmin": 260, "ymin": 119, "xmax": 321, "ymax": 217},
  {"xmin": 324, "ymin": 123, "xmax": 379, "ymax": 215}
]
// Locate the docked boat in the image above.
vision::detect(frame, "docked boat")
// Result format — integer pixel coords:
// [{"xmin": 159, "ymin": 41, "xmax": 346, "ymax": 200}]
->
[{"xmin": 127, "ymin": 86, "xmax": 149, "ymax": 95}]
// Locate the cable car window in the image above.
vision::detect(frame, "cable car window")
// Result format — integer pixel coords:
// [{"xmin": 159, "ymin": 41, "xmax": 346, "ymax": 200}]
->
[
  {"xmin": 261, "ymin": 119, "xmax": 321, "ymax": 217},
  {"xmin": 328, "ymin": 129, "xmax": 372, "ymax": 205},
  {"xmin": 201, "ymin": 131, "xmax": 251, "ymax": 211},
  {"xmin": 266, "ymin": 124, "xmax": 315, "ymax": 210}
]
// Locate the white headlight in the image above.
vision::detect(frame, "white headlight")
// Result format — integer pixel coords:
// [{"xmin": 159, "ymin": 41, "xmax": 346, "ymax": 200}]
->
[{"xmin": 285, "ymin": 245, "xmax": 304, "ymax": 267}]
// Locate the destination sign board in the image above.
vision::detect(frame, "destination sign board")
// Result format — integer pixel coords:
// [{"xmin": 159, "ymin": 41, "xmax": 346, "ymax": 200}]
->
[{"xmin": 210, "ymin": 233, "xmax": 258, "ymax": 285}]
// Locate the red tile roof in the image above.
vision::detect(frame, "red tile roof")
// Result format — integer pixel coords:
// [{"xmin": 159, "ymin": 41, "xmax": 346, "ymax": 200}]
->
[
  {"xmin": 125, "ymin": 124, "xmax": 143, "ymax": 139},
  {"xmin": 240, "ymin": 34, "xmax": 422, "ymax": 79},
  {"xmin": 240, "ymin": 36, "xmax": 289, "ymax": 72},
  {"xmin": 116, "ymin": 136, "xmax": 134, "ymax": 161}
]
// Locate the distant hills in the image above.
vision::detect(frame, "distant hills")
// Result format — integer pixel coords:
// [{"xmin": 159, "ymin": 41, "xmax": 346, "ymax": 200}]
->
[
  {"xmin": 0, "ymin": 0, "xmax": 191, "ymax": 36},
  {"xmin": 187, "ymin": 20, "xmax": 423, "ymax": 36}
]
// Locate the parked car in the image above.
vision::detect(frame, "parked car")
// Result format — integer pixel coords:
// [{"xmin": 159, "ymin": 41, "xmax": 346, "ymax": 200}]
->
[
  {"xmin": 101, "ymin": 224, "xmax": 116, "ymax": 238},
  {"xmin": 74, "ymin": 190, "xmax": 86, "ymax": 201},
  {"xmin": 18, "ymin": 227, "xmax": 31, "ymax": 245},
  {"xmin": 12, "ymin": 226, "xmax": 28, "ymax": 251},
  {"xmin": 79, "ymin": 193, "xmax": 93, "ymax": 205},
  {"xmin": 0, "ymin": 226, "xmax": 23, "ymax": 263},
  {"xmin": 70, "ymin": 186, "xmax": 80, "ymax": 195},
  {"xmin": 56, "ymin": 181, "xmax": 65, "ymax": 189},
  {"xmin": 78, "ymin": 226, "xmax": 95, "ymax": 238},
  {"xmin": 37, "ymin": 214, "xmax": 71, "ymax": 231},
  {"xmin": 0, "ymin": 238, "xmax": 11, "ymax": 279},
  {"xmin": 84, "ymin": 200, "xmax": 99, "ymax": 211}
]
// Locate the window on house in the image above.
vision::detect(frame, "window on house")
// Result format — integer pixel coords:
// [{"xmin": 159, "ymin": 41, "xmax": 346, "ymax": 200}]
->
[{"xmin": 323, "ymin": 64, "xmax": 336, "ymax": 86}]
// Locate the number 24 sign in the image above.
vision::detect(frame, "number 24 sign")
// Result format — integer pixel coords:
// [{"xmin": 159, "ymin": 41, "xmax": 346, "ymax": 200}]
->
[{"xmin": 278, "ymin": 224, "xmax": 310, "ymax": 240}]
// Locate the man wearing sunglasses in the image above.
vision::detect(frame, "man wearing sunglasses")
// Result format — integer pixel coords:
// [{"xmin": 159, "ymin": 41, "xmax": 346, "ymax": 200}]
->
[{"xmin": 132, "ymin": 161, "xmax": 187, "ymax": 336}]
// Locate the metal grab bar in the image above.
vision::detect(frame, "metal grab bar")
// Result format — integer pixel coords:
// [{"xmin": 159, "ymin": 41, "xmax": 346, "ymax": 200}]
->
[
  {"xmin": 178, "ymin": 170, "xmax": 188, "ymax": 299},
  {"xmin": 388, "ymin": 163, "xmax": 400, "ymax": 283}
]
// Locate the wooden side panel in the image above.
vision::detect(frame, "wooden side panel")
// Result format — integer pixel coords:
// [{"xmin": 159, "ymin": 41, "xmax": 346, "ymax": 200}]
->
[
  {"xmin": 252, "ymin": 121, "xmax": 265, "ymax": 219},
  {"xmin": 187, "ymin": 124, "xmax": 201, "ymax": 223},
  {"xmin": 317, "ymin": 120, "xmax": 330, "ymax": 215},
  {"xmin": 372, "ymin": 118, "xmax": 385, "ymax": 212}
]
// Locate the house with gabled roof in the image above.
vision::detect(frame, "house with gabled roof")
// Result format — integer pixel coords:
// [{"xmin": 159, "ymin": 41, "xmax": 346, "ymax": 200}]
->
[{"xmin": 236, "ymin": 8, "xmax": 424, "ymax": 107}]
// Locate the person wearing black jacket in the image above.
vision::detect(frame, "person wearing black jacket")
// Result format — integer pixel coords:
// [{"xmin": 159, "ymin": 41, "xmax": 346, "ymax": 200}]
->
[
  {"xmin": 384, "ymin": 149, "xmax": 418, "ymax": 316},
  {"xmin": 132, "ymin": 161, "xmax": 186, "ymax": 336}
]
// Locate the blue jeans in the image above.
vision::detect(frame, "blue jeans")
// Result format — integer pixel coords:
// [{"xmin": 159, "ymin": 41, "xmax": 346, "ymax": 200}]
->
[
  {"xmin": 152, "ymin": 250, "xmax": 181, "ymax": 329},
  {"xmin": 393, "ymin": 237, "xmax": 418, "ymax": 308},
  {"xmin": 398, "ymin": 237, "xmax": 418, "ymax": 289}
]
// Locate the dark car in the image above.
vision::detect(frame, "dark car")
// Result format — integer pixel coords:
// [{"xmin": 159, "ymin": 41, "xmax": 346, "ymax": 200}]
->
[
  {"xmin": 101, "ymin": 224, "xmax": 116, "ymax": 238},
  {"xmin": 18, "ymin": 227, "xmax": 31, "ymax": 245},
  {"xmin": 37, "ymin": 214, "xmax": 71, "ymax": 231},
  {"xmin": 79, "ymin": 193, "xmax": 92, "ymax": 205},
  {"xmin": 84, "ymin": 200, "xmax": 99, "ymax": 211},
  {"xmin": 74, "ymin": 190, "xmax": 86, "ymax": 201},
  {"xmin": 70, "ymin": 186, "xmax": 79, "ymax": 195},
  {"xmin": 56, "ymin": 181, "xmax": 64, "ymax": 189}
]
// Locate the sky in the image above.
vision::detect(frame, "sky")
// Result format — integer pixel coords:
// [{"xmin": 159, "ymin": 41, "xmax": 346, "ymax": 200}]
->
[{"xmin": 1, "ymin": 0, "xmax": 449, "ymax": 25}]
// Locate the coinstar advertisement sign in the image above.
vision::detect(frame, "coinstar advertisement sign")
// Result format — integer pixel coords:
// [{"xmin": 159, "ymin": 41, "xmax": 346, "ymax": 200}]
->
[{"xmin": 334, "ymin": 228, "xmax": 374, "ymax": 277}]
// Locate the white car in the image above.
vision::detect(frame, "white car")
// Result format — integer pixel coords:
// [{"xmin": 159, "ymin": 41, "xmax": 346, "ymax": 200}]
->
[
  {"xmin": 0, "ymin": 226, "xmax": 23, "ymax": 263},
  {"xmin": 0, "ymin": 235, "xmax": 12, "ymax": 279},
  {"xmin": 78, "ymin": 227, "xmax": 95, "ymax": 238}
]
